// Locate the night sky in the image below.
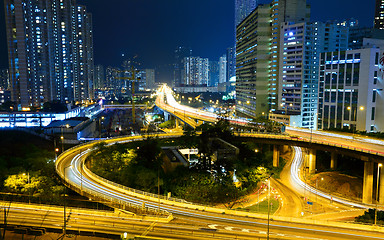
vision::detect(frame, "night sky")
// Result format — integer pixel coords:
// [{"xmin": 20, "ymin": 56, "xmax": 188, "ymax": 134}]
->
[{"xmin": 0, "ymin": 0, "xmax": 376, "ymax": 82}]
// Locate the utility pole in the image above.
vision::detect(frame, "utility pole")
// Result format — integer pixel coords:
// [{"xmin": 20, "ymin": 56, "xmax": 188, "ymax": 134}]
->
[{"xmin": 267, "ymin": 173, "xmax": 274, "ymax": 240}]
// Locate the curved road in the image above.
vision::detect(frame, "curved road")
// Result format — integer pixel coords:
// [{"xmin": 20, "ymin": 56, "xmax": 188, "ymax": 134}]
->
[
  {"xmin": 53, "ymin": 85, "xmax": 384, "ymax": 238},
  {"xmin": 55, "ymin": 135, "xmax": 384, "ymax": 239}
]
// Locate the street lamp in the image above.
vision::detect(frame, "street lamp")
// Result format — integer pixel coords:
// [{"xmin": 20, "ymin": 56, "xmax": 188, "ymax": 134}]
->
[
  {"xmin": 267, "ymin": 173, "xmax": 274, "ymax": 240},
  {"xmin": 347, "ymin": 106, "xmax": 364, "ymax": 138},
  {"xmin": 63, "ymin": 164, "xmax": 72, "ymax": 236},
  {"xmin": 375, "ymin": 163, "xmax": 383, "ymax": 225},
  {"xmin": 61, "ymin": 124, "xmax": 70, "ymax": 152},
  {"xmin": 55, "ymin": 148, "xmax": 59, "ymax": 160}
]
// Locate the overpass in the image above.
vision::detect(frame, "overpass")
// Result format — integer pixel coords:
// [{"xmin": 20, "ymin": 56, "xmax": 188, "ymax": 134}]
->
[
  {"xmin": 155, "ymin": 85, "xmax": 384, "ymax": 204},
  {"xmin": 54, "ymin": 132, "xmax": 384, "ymax": 239},
  {"xmin": 103, "ymin": 104, "xmax": 148, "ymax": 109}
]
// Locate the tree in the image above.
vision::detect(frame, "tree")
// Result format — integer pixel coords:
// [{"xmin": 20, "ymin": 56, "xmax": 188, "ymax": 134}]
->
[
  {"xmin": 134, "ymin": 138, "xmax": 162, "ymax": 169},
  {"xmin": 42, "ymin": 101, "xmax": 68, "ymax": 113}
]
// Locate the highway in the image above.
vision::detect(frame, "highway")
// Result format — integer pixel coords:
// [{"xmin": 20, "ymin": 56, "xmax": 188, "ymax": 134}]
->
[
  {"xmin": 40, "ymin": 84, "xmax": 384, "ymax": 238},
  {"xmin": 52, "ymin": 134, "xmax": 384, "ymax": 239},
  {"xmin": 157, "ymin": 85, "xmax": 384, "ymax": 158},
  {"xmin": 155, "ymin": 85, "xmax": 384, "ymax": 209}
]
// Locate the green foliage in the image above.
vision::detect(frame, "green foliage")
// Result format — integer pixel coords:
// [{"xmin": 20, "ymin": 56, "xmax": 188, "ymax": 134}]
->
[
  {"xmin": 243, "ymin": 199, "xmax": 280, "ymax": 214},
  {"xmin": 88, "ymin": 120, "xmax": 281, "ymax": 206},
  {"xmin": 165, "ymin": 169, "xmax": 242, "ymax": 205},
  {"xmin": 4, "ymin": 171, "xmax": 63, "ymax": 200},
  {"xmin": 158, "ymin": 119, "xmax": 174, "ymax": 128},
  {"xmin": 355, "ymin": 209, "xmax": 384, "ymax": 225},
  {"xmin": 89, "ymin": 138, "xmax": 163, "ymax": 192},
  {"xmin": 325, "ymin": 127, "xmax": 384, "ymax": 140},
  {"xmin": 0, "ymin": 130, "xmax": 56, "ymax": 188},
  {"xmin": 237, "ymin": 167, "xmax": 268, "ymax": 189}
]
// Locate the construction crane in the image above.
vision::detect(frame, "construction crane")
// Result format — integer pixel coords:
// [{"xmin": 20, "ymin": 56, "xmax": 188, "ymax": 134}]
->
[{"xmin": 117, "ymin": 66, "xmax": 140, "ymax": 124}]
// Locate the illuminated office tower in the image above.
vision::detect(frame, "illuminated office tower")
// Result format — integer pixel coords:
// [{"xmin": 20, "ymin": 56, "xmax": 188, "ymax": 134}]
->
[
  {"xmin": 279, "ymin": 22, "xmax": 348, "ymax": 129},
  {"xmin": 4, "ymin": 0, "xmax": 94, "ymax": 108},
  {"xmin": 318, "ymin": 39, "xmax": 384, "ymax": 132},
  {"xmin": 236, "ymin": 0, "xmax": 310, "ymax": 118}
]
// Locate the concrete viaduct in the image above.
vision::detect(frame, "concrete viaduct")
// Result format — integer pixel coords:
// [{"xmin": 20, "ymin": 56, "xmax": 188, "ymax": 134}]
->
[
  {"xmin": 237, "ymin": 133, "xmax": 384, "ymax": 205},
  {"xmin": 156, "ymin": 91, "xmax": 384, "ymax": 206}
]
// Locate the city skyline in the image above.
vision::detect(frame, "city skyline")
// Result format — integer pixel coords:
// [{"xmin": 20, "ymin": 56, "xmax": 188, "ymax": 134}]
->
[{"xmin": 0, "ymin": 0, "xmax": 376, "ymax": 72}]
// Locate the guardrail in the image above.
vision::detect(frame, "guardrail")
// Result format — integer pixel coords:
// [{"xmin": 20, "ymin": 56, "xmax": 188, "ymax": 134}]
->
[
  {"xmin": 55, "ymin": 133, "xmax": 192, "ymax": 218},
  {"xmin": 236, "ymin": 132, "xmax": 384, "ymax": 157},
  {"xmin": 56, "ymin": 131, "xmax": 384, "ymax": 233}
]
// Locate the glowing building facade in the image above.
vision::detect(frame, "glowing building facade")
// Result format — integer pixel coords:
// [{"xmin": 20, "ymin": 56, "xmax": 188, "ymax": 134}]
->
[{"xmin": 4, "ymin": 0, "xmax": 94, "ymax": 108}]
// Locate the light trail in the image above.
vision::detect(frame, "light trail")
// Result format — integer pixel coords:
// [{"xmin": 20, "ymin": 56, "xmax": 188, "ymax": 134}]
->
[{"xmin": 290, "ymin": 146, "xmax": 372, "ymax": 209}]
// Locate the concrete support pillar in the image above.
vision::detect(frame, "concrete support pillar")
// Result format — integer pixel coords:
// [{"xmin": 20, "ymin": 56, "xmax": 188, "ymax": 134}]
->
[
  {"xmin": 273, "ymin": 145, "xmax": 280, "ymax": 167},
  {"xmin": 164, "ymin": 112, "xmax": 170, "ymax": 121},
  {"xmin": 282, "ymin": 145, "xmax": 290, "ymax": 154},
  {"xmin": 363, "ymin": 161, "xmax": 374, "ymax": 204},
  {"xmin": 308, "ymin": 148, "xmax": 317, "ymax": 174},
  {"xmin": 379, "ymin": 163, "xmax": 384, "ymax": 204},
  {"xmin": 330, "ymin": 152, "xmax": 338, "ymax": 170}
]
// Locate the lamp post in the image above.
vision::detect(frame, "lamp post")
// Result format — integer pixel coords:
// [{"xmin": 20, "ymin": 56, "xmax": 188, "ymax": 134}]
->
[
  {"xmin": 63, "ymin": 164, "xmax": 72, "ymax": 236},
  {"xmin": 61, "ymin": 124, "xmax": 70, "ymax": 152},
  {"xmin": 267, "ymin": 173, "xmax": 274, "ymax": 240},
  {"xmin": 375, "ymin": 163, "xmax": 383, "ymax": 225},
  {"xmin": 347, "ymin": 106, "xmax": 364, "ymax": 138},
  {"xmin": 99, "ymin": 116, "xmax": 104, "ymax": 138}
]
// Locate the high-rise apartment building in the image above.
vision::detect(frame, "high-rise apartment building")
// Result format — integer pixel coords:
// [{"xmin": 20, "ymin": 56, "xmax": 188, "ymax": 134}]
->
[
  {"xmin": 219, "ymin": 55, "xmax": 227, "ymax": 84},
  {"xmin": 227, "ymin": 47, "xmax": 236, "ymax": 82},
  {"xmin": 375, "ymin": 0, "xmax": 384, "ymax": 29},
  {"xmin": 182, "ymin": 57, "xmax": 209, "ymax": 86},
  {"xmin": 236, "ymin": 0, "xmax": 310, "ymax": 118},
  {"xmin": 235, "ymin": 0, "xmax": 258, "ymax": 26},
  {"xmin": 269, "ymin": 0, "xmax": 310, "ymax": 112},
  {"xmin": 208, "ymin": 61, "xmax": 219, "ymax": 87},
  {"xmin": 174, "ymin": 47, "xmax": 192, "ymax": 87},
  {"xmin": 4, "ymin": 0, "xmax": 94, "ymax": 108},
  {"xmin": 279, "ymin": 22, "xmax": 349, "ymax": 129},
  {"xmin": 0, "ymin": 69, "xmax": 10, "ymax": 90},
  {"xmin": 236, "ymin": 4, "xmax": 271, "ymax": 117},
  {"xmin": 318, "ymin": 39, "xmax": 384, "ymax": 132},
  {"xmin": 94, "ymin": 65, "xmax": 105, "ymax": 90},
  {"xmin": 145, "ymin": 69, "xmax": 155, "ymax": 90},
  {"xmin": 72, "ymin": 5, "xmax": 94, "ymax": 103},
  {"xmin": 106, "ymin": 67, "xmax": 121, "ymax": 95}
]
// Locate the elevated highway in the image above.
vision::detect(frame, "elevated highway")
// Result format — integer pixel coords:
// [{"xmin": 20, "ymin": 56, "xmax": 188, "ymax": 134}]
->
[
  {"xmin": 55, "ymin": 133, "xmax": 384, "ymax": 239},
  {"xmin": 51, "ymin": 85, "xmax": 384, "ymax": 238},
  {"xmin": 156, "ymin": 85, "xmax": 384, "ymax": 204}
]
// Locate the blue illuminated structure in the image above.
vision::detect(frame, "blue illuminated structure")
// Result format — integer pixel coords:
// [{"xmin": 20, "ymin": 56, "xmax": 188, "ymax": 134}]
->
[
  {"xmin": 279, "ymin": 21, "xmax": 349, "ymax": 130},
  {"xmin": 0, "ymin": 104, "xmax": 102, "ymax": 128}
]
